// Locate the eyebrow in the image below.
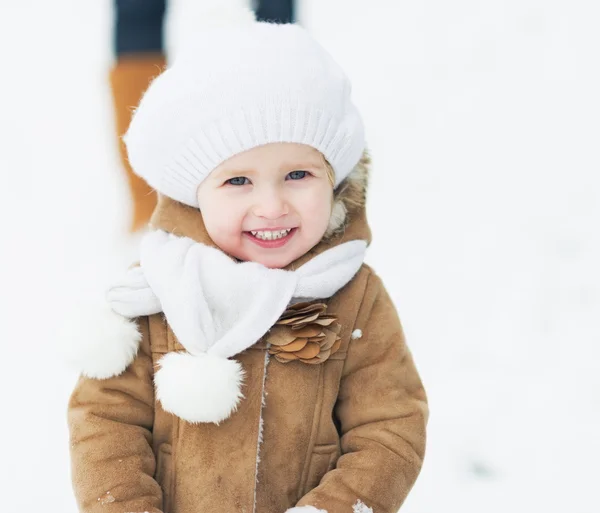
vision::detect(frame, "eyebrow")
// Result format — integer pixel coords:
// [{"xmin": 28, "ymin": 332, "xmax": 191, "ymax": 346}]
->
[
  {"xmin": 282, "ymin": 161, "xmax": 325, "ymax": 171},
  {"xmin": 214, "ymin": 161, "xmax": 325, "ymax": 179},
  {"xmin": 214, "ymin": 167, "xmax": 258, "ymax": 179}
]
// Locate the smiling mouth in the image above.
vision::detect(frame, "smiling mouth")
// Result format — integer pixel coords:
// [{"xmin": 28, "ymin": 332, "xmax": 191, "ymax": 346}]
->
[
  {"xmin": 250, "ymin": 228, "xmax": 293, "ymax": 241},
  {"xmin": 244, "ymin": 228, "xmax": 297, "ymax": 248}
]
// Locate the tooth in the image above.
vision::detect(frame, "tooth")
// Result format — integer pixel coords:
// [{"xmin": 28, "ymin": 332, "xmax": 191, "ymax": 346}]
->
[{"xmin": 252, "ymin": 229, "xmax": 293, "ymax": 240}]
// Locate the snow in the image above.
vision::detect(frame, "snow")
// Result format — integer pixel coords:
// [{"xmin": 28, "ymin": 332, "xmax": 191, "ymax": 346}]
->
[
  {"xmin": 353, "ymin": 499, "xmax": 374, "ymax": 513},
  {"xmin": 1, "ymin": 0, "xmax": 598, "ymax": 511}
]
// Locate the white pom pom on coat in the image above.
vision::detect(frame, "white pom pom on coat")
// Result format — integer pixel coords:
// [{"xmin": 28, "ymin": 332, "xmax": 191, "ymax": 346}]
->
[
  {"xmin": 154, "ymin": 351, "xmax": 246, "ymax": 424},
  {"xmin": 60, "ymin": 298, "xmax": 141, "ymax": 380}
]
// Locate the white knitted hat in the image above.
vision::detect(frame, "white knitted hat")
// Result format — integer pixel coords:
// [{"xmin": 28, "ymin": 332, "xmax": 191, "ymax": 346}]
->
[{"xmin": 124, "ymin": 8, "xmax": 365, "ymax": 208}]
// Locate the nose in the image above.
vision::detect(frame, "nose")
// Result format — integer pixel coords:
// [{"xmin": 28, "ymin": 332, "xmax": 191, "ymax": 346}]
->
[{"xmin": 252, "ymin": 186, "xmax": 289, "ymax": 220}]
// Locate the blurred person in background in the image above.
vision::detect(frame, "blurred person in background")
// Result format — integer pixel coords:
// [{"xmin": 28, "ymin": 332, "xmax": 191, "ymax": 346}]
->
[{"xmin": 111, "ymin": 0, "xmax": 295, "ymax": 232}]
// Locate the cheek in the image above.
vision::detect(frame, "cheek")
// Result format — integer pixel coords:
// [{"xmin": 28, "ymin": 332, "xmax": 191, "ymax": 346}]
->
[
  {"xmin": 293, "ymin": 187, "xmax": 332, "ymax": 234},
  {"xmin": 199, "ymin": 196, "xmax": 245, "ymax": 239}
]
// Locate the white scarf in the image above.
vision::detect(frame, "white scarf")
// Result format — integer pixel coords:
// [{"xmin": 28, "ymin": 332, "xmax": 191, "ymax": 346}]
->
[{"xmin": 106, "ymin": 229, "xmax": 367, "ymax": 424}]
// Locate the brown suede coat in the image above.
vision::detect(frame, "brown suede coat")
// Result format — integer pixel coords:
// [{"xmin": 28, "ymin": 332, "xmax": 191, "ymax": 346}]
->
[{"xmin": 68, "ymin": 162, "xmax": 429, "ymax": 513}]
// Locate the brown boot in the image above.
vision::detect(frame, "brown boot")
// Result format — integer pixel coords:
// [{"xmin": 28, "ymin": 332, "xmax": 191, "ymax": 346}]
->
[{"xmin": 109, "ymin": 53, "xmax": 166, "ymax": 232}]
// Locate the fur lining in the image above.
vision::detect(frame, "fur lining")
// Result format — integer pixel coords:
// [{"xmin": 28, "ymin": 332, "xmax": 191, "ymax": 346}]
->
[
  {"xmin": 325, "ymin": 199, "xmax": 347, "ymax": 238},
  {"xmin": 324, "ymin": 150, "xmax": 371, "ymax": 239},
  {"xmin": 60, "ymin": 299, "xmax": 141, "ymax": 379},
  {"xmin": 154, "ymin": 351, "xmax": 246, "ymax": 424},
  {"xmin": 253, "ymin": 350, "xmax": 271, "ymax": 509}
]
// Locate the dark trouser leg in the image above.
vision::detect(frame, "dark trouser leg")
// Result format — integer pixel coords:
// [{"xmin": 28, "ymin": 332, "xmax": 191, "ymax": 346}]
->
[
  {"xmin": 255, "ymin": 0, "xmax": 294, "ymax": 23},
  {"xmin": 114, "ymin": 0, "xmax": 166, "ymax": 55}
]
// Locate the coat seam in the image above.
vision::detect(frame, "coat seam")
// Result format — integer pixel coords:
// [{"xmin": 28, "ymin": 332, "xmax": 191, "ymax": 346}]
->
[
  {"xmin": 154, "ymin": 314, "xmax": 179, "ymax": 512},
  {"xmin": 252, "ymin": 343, "xmax": 271, "ymax": 513},
  {"xmin": 297, "ymin": 363, "xmax": 326, "ymax": 498},
  {"xmin": 168, "ymin": 310, "xmax": 180, "ymax": 512}
]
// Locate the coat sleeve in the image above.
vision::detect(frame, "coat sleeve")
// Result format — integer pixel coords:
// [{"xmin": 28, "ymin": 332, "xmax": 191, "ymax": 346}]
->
[
  {"xmin": 67, "ymin": 315, "xmax": 163, "ymax": 513},
  {"xmin": 294, "ymin": 271, "xmax": 429, "ymax": 513}
]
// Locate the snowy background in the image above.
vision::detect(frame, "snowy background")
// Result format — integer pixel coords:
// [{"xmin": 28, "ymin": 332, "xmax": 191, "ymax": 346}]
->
[{"xmin": 0, "ymin": 0, "xmax": 598, "ymax": 511}]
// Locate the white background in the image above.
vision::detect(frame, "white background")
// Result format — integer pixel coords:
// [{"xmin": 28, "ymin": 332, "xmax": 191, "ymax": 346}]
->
[{"xmin": 0, "ymin": 0, "xmax": 598, "ymax": 511}]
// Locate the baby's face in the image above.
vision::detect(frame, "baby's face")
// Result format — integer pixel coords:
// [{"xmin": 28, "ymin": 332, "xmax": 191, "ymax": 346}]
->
[{"xmin": 197, "ymin": 143, "xmax": 333, "ymax": 268}]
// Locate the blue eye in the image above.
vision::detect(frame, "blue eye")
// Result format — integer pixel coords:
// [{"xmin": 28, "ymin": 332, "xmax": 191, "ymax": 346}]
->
[
  {"xmin": 286, "ymin": 170, "xmax": 308, "ymax": 180},
  {"xmin": 227, "ymin": 177, "xmax": 250, "ymax": 186}
]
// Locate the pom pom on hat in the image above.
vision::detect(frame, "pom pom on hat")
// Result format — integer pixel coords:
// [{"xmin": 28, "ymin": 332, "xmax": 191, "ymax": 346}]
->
[
  {"xmin": 178, "ymin": 2, "xmax": 256, "ymax": 30},
  {"xmin": 124, "ymin": 7, "xmax": 365, "ymax": 208}
]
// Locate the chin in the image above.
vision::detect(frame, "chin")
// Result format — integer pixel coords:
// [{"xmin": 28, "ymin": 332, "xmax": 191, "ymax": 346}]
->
[
  {"xmin": 224, "ymin": 244, "xmax": 294, "ymax": 268},
  {"xmin": 253, "ymin": 254, "xmax": 295, "ymax": 269}
]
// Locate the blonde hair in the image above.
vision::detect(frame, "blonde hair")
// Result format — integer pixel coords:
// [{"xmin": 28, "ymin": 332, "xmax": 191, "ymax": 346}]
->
[{"xmin": 319, "ymin": 153, "xmax": 335, "ymax": 188}]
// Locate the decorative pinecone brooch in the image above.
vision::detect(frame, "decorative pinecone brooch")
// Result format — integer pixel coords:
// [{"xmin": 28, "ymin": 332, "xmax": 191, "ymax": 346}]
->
[{"xmin": 266, "ymin": 302, "xmax": 342, "ymax": 364}]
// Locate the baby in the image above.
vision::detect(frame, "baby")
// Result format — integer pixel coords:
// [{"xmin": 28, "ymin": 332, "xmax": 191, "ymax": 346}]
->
[{"xmin": 67, "ymin": 10, "xmax": 428, "ymax": 513}]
